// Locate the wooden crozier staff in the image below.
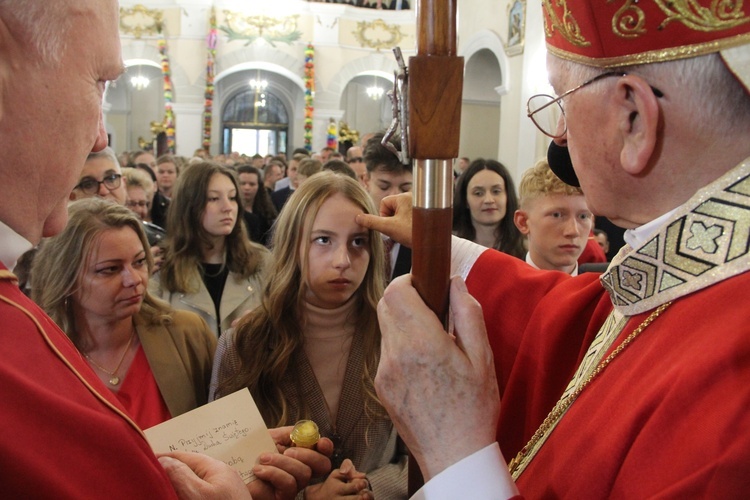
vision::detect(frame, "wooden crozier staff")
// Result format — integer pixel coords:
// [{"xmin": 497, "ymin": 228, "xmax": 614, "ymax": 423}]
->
[
  {"xmin": 409, "ymin": 0, "xmax": 462, "ymax": 327},
  {"xmin": 383, "ymin": 0, "xmax": 463, "ymax": 493}
]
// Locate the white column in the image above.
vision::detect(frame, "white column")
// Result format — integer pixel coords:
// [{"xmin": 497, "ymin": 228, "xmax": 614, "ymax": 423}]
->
[
  {"xmin": 515, "ymin": 0, "xmax": 549, "ymax": 176},
  {"xmin": 171, "ymin": 102, "xmax": 204, "ymax": 157}
]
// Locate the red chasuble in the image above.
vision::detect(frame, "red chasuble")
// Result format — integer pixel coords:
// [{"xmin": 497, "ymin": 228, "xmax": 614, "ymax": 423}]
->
[
  {"xmin": 0, "ymin": 267, "xmax": 177, "ymax": 498},
  {"xmin": 466, "ymin": 249, "xmax": 750, "ymax": 497}
]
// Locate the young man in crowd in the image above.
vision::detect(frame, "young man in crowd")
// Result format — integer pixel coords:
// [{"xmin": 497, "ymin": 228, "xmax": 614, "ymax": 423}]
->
[
  {"xmin": 346, "ymin": 145, "xmax": 368, "ymax": 187},
  {"xmin": 514, "ymin": 159, "xmax": 593, "ymax": 275},
  {"xmin": 148, "ymin": 154, "xmax": 179, "ymax": 229},
  {"xmin": 263, "ymin": 160, "xmax": 284, "ymax": 194},
  {"xmin": 363, "ymin": 133, "xmax": 413, "ymax": 281}
]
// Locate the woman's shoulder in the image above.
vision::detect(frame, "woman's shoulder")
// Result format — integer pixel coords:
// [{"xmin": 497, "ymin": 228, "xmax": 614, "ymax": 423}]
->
[{"xmin": 169, "ymin": 310, "xmax": 216, "ymax": 342}]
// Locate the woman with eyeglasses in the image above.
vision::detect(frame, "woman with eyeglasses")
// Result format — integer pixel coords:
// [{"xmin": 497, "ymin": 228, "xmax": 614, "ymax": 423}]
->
[
  {"xmin": 70, "ymin": 148, "xmax": 128, "ymax": 205},
  {"xmin": 30, "ymin": 199, "xmax": 216, "ymax": 429},
  {"xmin": 453, "ymin": 159, "xmax": 526, "ymax": 258},
  {"xmin": 122, "ymin": 167, "xmax": 155, "ymax": 222},
  {"xmin": 151, "ymin": 162, "xmax": 269, "ymax": 337}
]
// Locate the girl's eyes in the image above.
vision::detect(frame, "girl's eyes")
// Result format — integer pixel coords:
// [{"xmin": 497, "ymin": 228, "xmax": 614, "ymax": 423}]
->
[{"xmin": 313, "ymin": 236, "xmax": 369, "ymax": 247}]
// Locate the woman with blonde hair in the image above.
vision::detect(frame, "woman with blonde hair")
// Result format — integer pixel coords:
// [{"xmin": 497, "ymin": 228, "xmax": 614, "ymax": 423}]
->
[
  {"xmin": 211, "ymin": 171, "xmax": 407, "ymax": 499},
  {"xmin": 31, "ymin": 198, "xmax": 216, "ymax": 429},
  {"xmin": 152, "ymin": 161, "xmax": 269, "ymax": 336}
]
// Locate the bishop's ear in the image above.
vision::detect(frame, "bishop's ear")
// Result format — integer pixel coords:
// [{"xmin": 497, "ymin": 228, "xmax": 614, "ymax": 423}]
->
[{"xmin": 616, "ymin": 74, "xmax": 661, "ymax": 176}]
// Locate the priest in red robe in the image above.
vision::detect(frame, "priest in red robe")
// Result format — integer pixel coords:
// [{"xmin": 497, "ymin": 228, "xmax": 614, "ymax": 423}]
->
[{"xmin": 361, "ymin": 1, "xmax": 750, "ymax": 497}]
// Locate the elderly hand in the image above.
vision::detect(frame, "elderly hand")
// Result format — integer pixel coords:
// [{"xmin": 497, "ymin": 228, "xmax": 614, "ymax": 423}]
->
[
  {"xmin": 375, "ymin": 275, "xmax": 500, "ymax": 481},
  {"xmin": 158, "ymin": 451, "xmax": 251, "ymax": 500},
  {"xmin": 355, "ymin": 192, "xmax": 413, "ymax": 247}
]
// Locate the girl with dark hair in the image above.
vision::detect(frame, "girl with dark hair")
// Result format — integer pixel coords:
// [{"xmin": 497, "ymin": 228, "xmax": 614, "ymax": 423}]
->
[
  {"xmin": 453, "ymin": 158, "xmax": 525, "ymax": 258},
  {"xmin": 236, "ymin": 164, "xmax": 278, "ymax": 245},
  {"xmin": 151, "ymin": 161, "xmax": 269, "ymax": 336}
]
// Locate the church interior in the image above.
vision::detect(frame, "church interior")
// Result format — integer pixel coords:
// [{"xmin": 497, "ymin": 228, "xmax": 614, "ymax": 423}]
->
[{"xmin": 113, "ymin": 0, "xmax": 550, "ymax": 179}]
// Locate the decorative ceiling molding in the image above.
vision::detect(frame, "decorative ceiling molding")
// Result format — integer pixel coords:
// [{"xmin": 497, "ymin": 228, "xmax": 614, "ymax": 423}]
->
[
  {"xmin": 221, "ymin": 11, "xmax": 301, "ymax": 46},
  {"xmin": 120, "ymin": 4, "xmax": 163, "ymax": 39},
  {"xmin": 353, "ymin": 19, "xmax": 403, "ymax": 50}
]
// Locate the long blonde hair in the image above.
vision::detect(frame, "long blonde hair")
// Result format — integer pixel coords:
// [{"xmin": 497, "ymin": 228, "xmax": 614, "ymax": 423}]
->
[
  {"xmin": 30, "ymin": 198, "xmax": 171, "ymax": 346},
  {"xmin": 219, "ymin": 171, "xmax": 386, "ymax": 426}
]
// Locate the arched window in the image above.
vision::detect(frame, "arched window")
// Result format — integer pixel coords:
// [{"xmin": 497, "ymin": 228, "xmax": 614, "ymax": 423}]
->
[{"xmin": 222, "ymin": 88, "xmax": 288, "ymax": 156}]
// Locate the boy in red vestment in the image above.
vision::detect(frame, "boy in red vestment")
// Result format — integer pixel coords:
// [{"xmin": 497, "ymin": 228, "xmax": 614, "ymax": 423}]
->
[{"xmin": 360, "ymin": 1, "xmax": 750, "ymax": 497}]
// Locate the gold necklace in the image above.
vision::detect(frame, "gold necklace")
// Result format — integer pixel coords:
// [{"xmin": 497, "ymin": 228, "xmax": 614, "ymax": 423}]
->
[
  {"xmin": 84, "ymin": 330, "xmax": 136, "ymax": 386},
  {"xmin": 508, "ymin": 301, "xmax": 672, "ymax": 477}
]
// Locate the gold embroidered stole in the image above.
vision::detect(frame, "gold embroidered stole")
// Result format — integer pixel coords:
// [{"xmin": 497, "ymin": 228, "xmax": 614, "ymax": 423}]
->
[
  {"xmin": 513, "ymin": 157, "xmax": 750, "ymax": 478},
  {"xmin": 511, "ymin": 307, "xmax": 628, "ymax": 478}
]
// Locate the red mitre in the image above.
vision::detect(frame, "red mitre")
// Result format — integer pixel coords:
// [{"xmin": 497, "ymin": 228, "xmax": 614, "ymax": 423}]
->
[{"xmin": 542, "ymin": 0, "xmax": 750, "ymax": 92}]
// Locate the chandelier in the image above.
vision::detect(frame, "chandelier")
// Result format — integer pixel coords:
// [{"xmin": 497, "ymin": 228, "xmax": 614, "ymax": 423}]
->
[
  {"xmin": 366, "ymin": 85, "xmax": 384, "ymax": 100},
  {"xmin": 249, "ymin": 78, "xmax": 268, "ymax": 91},
  {"xmin": 130, "ymin": 74, "xmax": 150, "ymax": 91}
]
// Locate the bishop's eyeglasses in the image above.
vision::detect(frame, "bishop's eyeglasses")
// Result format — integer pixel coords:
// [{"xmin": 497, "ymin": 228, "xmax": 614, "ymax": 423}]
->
[
  {"xmin": 527, "ymin": 72, "xmax": 626, "ymax": 139},
  {"xmin": 527, "ymin": 71, "xmax": 664, "ymax": 138}
]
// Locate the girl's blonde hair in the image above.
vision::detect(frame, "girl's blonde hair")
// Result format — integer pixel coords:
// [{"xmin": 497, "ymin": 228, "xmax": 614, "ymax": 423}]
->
[{"xmin": 219, "ymin": 171, "xmax": 386, "ymax": 426}]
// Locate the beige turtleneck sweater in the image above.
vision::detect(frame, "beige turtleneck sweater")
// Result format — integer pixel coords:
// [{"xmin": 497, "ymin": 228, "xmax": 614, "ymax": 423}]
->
[{"xmin": 301, "ymin": 298, "xmax": 356, "ymax": 423}]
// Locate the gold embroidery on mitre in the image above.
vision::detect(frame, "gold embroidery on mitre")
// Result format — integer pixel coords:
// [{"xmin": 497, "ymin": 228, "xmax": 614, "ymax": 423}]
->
[
  {"xmin": 542, "ymin": 0, "xmax": 591, "ymax": 47},
  {"xmin": 546, "ymin": 31, "xmax": 750, "ymax": 67},
  {"xmin": 611, "ymin": 0, "xmax": 647, "ymax": 38},
  {"xmin": 654, "ymin": 0, "xmax": 750, "ymax": 32}
]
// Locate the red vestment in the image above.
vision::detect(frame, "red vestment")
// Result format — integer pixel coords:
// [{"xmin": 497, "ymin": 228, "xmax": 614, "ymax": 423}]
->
[
  {"xmin": 466, "ymin": 249, "xmax": 750, "ymax": 497},
  {"xmin": 577, "ymin": 233, "xmax": 607, "ymax": 264},
  {"xmin": 0, "ymin": 267, "xmax": 177, "ymax": 498}
]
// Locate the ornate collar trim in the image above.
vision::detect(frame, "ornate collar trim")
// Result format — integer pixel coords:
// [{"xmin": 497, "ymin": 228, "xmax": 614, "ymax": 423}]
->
[{"xmin": 601, "ymin": 157, "xmax": 750, "ymax": 315}]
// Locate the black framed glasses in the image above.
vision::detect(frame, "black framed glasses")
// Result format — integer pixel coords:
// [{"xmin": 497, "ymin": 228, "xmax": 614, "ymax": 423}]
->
[
  {"xmin": 347, "ymin": 157, "xmax": 364, "ymax": 164},
  {"xmin": 74, "ymin": 173, "xmax": 122, "ymax": 195}
]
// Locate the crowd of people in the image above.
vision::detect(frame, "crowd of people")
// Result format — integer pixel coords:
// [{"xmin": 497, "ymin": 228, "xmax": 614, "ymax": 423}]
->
[{"xmin": 3, "ymin": 0, "xmax": 750, "ymax": 498}]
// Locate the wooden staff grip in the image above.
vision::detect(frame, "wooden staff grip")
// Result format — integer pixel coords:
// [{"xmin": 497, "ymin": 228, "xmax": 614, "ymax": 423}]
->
[
  {"xmin": 416, "ymin": 0, "xmax": 457, "ymax": 56},
  {"xmin": 412, "ymin": 207, "xmax": 452, "ymax": 324},
  {"xmin": 407, "ymin": 56, "xmax": 464, "ymax": 160}
]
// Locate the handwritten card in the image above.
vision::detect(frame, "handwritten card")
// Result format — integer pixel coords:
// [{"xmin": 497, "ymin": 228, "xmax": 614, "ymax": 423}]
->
[{"xmin": 144, "ymin": 389, "xmax": 277, "ymax": 484}]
